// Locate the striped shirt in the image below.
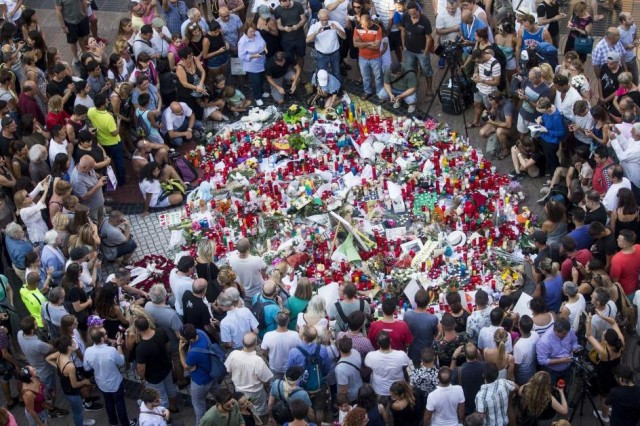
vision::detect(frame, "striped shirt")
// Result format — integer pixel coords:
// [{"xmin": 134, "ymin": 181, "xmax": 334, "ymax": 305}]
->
[
  {"xmin": 475, "ymin": 379, "xmax": 516, "ymax": 426},
  {"xmin": 592, "ymin": 38, "xmax": 626, "ymax": 69}
]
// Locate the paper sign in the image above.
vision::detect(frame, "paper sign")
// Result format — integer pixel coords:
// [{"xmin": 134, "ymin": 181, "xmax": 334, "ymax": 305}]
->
[
  {"xmin": 230, "ymin": 57, "xmax": 245, "ymax": 75},
  {"xmin": 317, "ymin": 282, "xmax": 340, "ymax": 307},
  {"xmin": 106, "ymin": 166, "xmax": 118, "ymax": 191},
  {"xmin": 401, "ymin": 239, "xmax": 424, "ymax": 254},
  {"xmin": 410, "ymin": 240, "xmax": 439, "ymax": 269},
  {"xmin": 404, "ymin": 279, "xmax": 423, "ymax": 308},
  {"xmin": 385, "ymin": 227, "xmax": 406, "ymax": 239},
  {"xmin": 512, "ymin": 292, "xmax": 533, "ymax": 318},
  {"xmin": 159, "ymin": 211, "xmax": 183, "ymax": 227}
]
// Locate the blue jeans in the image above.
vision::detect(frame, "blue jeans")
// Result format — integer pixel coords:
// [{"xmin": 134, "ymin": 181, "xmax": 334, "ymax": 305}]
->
[
  {"xmin": 247, "ymin": 71, "xmax": 265, "ymax": 100},
  {"xmin": 169, "ymin": 119, "xmax": 204, "ymax": 147},
  {"xmin": 115, "ymin": 238, "xmax": 137, "ymax": 258},
  {"xmin": 377, "ymin": 87, "xmax": 417, "ymax": 105},
  {"xmin": 65, "ymin": 393, "xmax": 84, "ymax": 426},
  {"xmin": 103, "ymin": 142, "xmax": 126, "ymax": 186},
  {"xmin": 316, "ymin": 49, "xmax": 341, "ymax": 82},
  {"xmin": 191, "ymin": 379, "xmax": 215, "ymax": 425},
  {"xmin": 146, "ymin": 371, "xmax": 177, "ymax": 408},
  {"xmin": 102, "ymin": 381, "xmax": 130, "ymax": 426},
  {"xmin": 358, "ymin": 57, "xmax": 383, "ymax": 96},
  {"xmin": 403, "ymin": 49, "xmax": 434, "ymax": 77}
]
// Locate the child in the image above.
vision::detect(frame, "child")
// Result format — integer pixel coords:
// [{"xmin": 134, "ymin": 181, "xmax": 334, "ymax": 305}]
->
[
  {"xmin": 379, "ymin": 25, "xmax": 392, "ymax": 71},
  {"xmin": 135, "ymin": 93, "xmax": 164, "ymax": 145},
  {"xmin": 336, "ymin": 393, "xmax": 352, "ymax": 425},
  {"xmin": 138, "ymin": 388, "xmax": 170, "ymax": 426},
  {"xmin": 223, "ymin": 85, "xmax": 252, "ymax": 114},
  {"xmin": 167, "ymin": 34, "xmax": 185, "ymax": 71}
]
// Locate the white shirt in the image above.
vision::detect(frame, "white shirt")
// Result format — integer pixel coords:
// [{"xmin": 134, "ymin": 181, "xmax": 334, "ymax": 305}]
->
[
  {"xmin": 591, "ymin": 300, "xmax": 617, "ymax": 342},
  {"xmin": 562, "ymin": 295, "xmax": 586, "ymax": 331},
  {"xmin": 307, "ymin": 21, "xmax": 344, "ymax": 54},
  {"xmin": 224, "ymin": 350, "xmax": 273, "ymax": 392},
  {"xmin": 260, "ymin": 329, "xmax": 301, "ymax": 373},
  {"xmin": 611, "ymin": 135, "xmax": 640, "ymax": 186},
  {"xmin": 220, "ymin": 307, "xmax": 259, "ymax": 350},
  {"xmin": 48, "ymin": 139, "xmax": 75, "ymax": 170},
  {"xmin": 65, "ymin": 260, "xmax": 93, "ymax": 293},
  {"xmin": 228, "ymin": 252, "xmax": 266, "ymax": 299},
  {"xmin": 151, "ymin": 26, "xmax": 172, "ymax": 57},
  {"xmin": 554, "ymin": 87, "xmax": 582, "ymax": 119},
  {"xmin": 634, "ymin": 290, "xmax": 640, "ymax": 334},
  {"xmin": 138, "ymin": 402, "xmax": 167, "ymax": 426},
  {"xmin": 478, "ymin": 325, "xmax": 513, "ymax": 353},
  {"xmin": 327, "ymin": 0, "xmax": 348, "ymax": 27},
  {"xmin": 20, "ymin": 200, "xmax": 48, "ymax": 244},
  {"xmin": 371, "ymin": 0, "xmax": 393, "ymax": 28},
  {"xmin": 162, "ymin": 102, "xmax": 192, "ymax": 134},
  {"xmin": 426, "ymin": 385, "xmax": 465, "ymax": 426},
  {"xmin": 168, "ymin": 269, "xmax": 193, "ymax": 316},
  {"xmin": 139, "ymin": 179, "xmax": 162, "ymax": 208},
  {"xmin": 364, "ymin": 349, "xmax": 411, "ymax": 396},
  {"xmin": 436, "ymin": 9, "xmax": 461, "ymax": 43},
  {"xmin": 603, "ymin": 177, "xmax": 631, "ymax": 212},
  {"xmin": 513, "ymin": 333, "xmax": 539, "ymax": 373},
  {"xmin": 0, "ymin": 0, "xmax": 22, "ymax": 22},
  {"xmin": 435, "ymin": 0, "xmax": 448, "ymax": 15}
]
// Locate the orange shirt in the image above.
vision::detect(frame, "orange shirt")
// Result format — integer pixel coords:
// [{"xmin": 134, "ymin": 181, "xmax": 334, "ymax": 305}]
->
[{"xmin": 354, "ymin": 24, "xmax": 382, "ymax": 60}]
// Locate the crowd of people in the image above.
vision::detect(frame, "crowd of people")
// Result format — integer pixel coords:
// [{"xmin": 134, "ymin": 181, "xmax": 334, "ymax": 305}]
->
[{"xmin": 0, "ymin": 0, "xmax": 634, "ymax": 425}]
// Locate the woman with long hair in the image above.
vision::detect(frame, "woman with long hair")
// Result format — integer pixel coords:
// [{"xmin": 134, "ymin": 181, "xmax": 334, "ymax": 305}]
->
[
  {"xmin": 541, "ymin": 201, "xmax": 568, "ymax": 246},
  {"xmin": 124, "ymin": 304, "xmax": 156, "ymax": 361},
  {"xmin": 389, "ymin": 381, "xmax": 424, "ymax": 426},
  {"xmin": 343, "ymin": 407, "xmax": 369, "ymax": 426},
  {"xmin": 175, "ymin": 46, "xmax": 206, "ymax": 119},
  {"xmin": 85, "ymin": 36, "xmax": 108, "ymax": 68},
  {"xmin": 565, "ymin": 1, "xmax": 593, "ymax": 63},
  {"xmin": 112, "ymin": 38, "xmax": 134, "ymax": 75},
  {"xmin": 94, "ymin": 283, "xmax": 128, "ymax": 340},
  {"xmin": 296, "ymin": 294, "xmax": 329, "ymax": 337},
  {"xmin": 21, "ymin": 8, "xmax": 42, "ymax": 40},
  {"xmin": 62, "ymin": 263, "xmax": 92, "ymax": 334},
  {"xmin": 482, "ymin": 329, "xmax": 514, "ymax": 379},
  {"xmin": 24, "ymin": 30, "xmax": 47, "ymax": 72},
  {"xmin": 68, "ymin": 204, "xmax": 99, "ymax": 245},
  {"xmin": 611, "ymin": 187, "xmax": 640, "ymax": 238},
  {"xmin": 17, "ymin": 365, "xmax": 49, "ymax": 426},
  {"xmin": 588, "ymin": 105, "xmax": 611, "ymax": 150},
  {"xmin": 116, "ymin": 17, "xmax": 135, "ymax": 45},
  {"xmin": 10, "ymin": 140, "xmax": 29, "ymax": 180},
  {"xmin": 139, "ymin": 162, "xmax": 183, "ymax": 216},
  {"xmin": 68, "ymin": 224, "xmax": 98, "ymax": 253},
  {"xmin": 518, "ymin": 371, "xmax": 568, "ymax": 424},
  {"xmin": 51, "ymin": 212, "xmax": 70, "ymax": 257},
  {"xmin": 14, "ymin": 179, "xmax": 50, "ymax": 245},
  {"xmin": 0, "ymin": 407, "xmax": 16, "ymax": 426},
  {"xmin": 495, "ymin": 20, "xmax": 517, "ymax": 82},
  {"xmin": 195, "ymin": 239, "xmax": 221, "ymax": 303},
  {"xmin": 530, "ymin": 297, "xmax": 556, "ymax": 336},
  {"xmin": 50, "ymin": 153, "xmax": 71, "ymax": 182},
  {"xmin": 46, "ymin": 46, "xmax": 73, "ymax": 76},
  {"xmin": 535, "ymin": 258, "xmax": 564, "ymax": 313},
  {"xmin": 285, "ymin": 277, "xmax": 312, "ymax": 330},
  {"xmin": 586, "ymin": 312, "xmax": 624, "ymax": 422},
  {"xmin": 355, "ymin": 384, "xmax": 387, "ymax": 425},
  {"xmin": 185, "ymin": 22, "xmax": 204, "ymax": 58},
  {"xmin": 48, "ymin": 180, "xmax": 71, "ymax": 221},
  {"xmin": 202, "ymin": 20, "xmax": 230, "ymax": 85},
  {"xmin": 22, "ymin": 51, "xmax": 47, "ymax": 117},
  {"xmin": 107, "ymin": 53, "xmax": 130, "ymax": 85},
  {"xmin": 110, "ymin": 81, "xmax": 135, "ymax": 154},
  {"xmin": 45, "ymin": 335, "xmax": 93, "ymax": 426},
  {"xmin": 217, "ymin": 266, "xmax": 246, "ymax": 300},
  {"xmin": 445, "ymin": 291, "xmax": 469, "ymax": 332}
]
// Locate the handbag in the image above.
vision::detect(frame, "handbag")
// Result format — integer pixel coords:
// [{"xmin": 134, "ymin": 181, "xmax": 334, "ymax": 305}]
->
[{"xmin": 573, "ymin": 36, "xmax": 593, "ymax": 55}]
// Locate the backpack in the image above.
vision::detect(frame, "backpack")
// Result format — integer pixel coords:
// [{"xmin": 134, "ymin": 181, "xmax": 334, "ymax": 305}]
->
[
  {"xmin": 42, "ymin": 302, "xmax": 61, "ymax": 339},
  {"xmin": 485, "ymin": 46, "xmax": 507, "ymax": 91},
  {"xmin": 334, "ymin": 299, "xmax": 365, "ymax": 332},
  {"xmin": 297, "ymin": 344, "xmax": 324, "ymax": 393},
  {"xmin": 439, "ymin": 78, "xmax": 467, "ymax": 115},
  {"xmin": 530, "ymin": 42, "xmax": 559, "ymax": 70},
  {"xmin": 272, "ymin": 381, "xmax": 305, "ymax": 424},
  {"xmin": 171, "ymin": 156, "xmax": 198, "ymax": 183},
  {"xmin": 250, "ymin": 296, "xmax": 277, "ymax": 330},
  {"xmin": 188, "ymin": 331, "xmax": 227, "ymax": 383},
  {"xmin": 135, "ymin": 109, "xmax": 151, "ymax": 139}
]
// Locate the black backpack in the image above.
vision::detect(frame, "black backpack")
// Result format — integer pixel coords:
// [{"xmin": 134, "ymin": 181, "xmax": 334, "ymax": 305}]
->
[
  {"xmin": 440, "ymin": 78, "xmax": 467, "ymax": 115},
  {"xmin": 250, "ymin": 297, "xmax": 277, "ymax": 330},
  {"xmin": 272, "ymin": 382, "xmax": 304, "ymax": 424}
]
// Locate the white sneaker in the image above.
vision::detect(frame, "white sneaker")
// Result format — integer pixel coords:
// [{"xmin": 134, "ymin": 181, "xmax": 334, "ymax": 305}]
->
[
  {"xmin": 593, "ymin": 410, "xmax": 610, "ymax": 422},
  {"xmin": 83, "ymin": 420, "xmax": 96, "ymax": 426},
  {"xmin": 221, "ymin": 115, "xmax": 230, "ymax": 121},
  {"xmin": 262, "ymin": 92, "xmax": 270, "ymax": 98},
  {"xmin": 407, "ymin": 105, "xmax": 416, "ymax": 113},
  {"xmin": 393, "ymin": 100, "xmax": 401, "ymax": 109},
  {"xmin": 256, "ymin": 99, "xmax": 264, "ymax": 106}
]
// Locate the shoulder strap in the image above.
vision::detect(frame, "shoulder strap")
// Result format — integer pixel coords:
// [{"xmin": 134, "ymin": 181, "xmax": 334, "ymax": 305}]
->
[
  {"xmin": 337, "ymin": 360, "xmax": 361, "ymax": 372},
  {"xmin": 296, "ymin": 345, "xmax": 310, "ymax": 357},
  {"xmin": 335, "ymin": 302, "xmax": 348, "ymax": 323},
  {"xmin": 359, "ymin": 299, "xmax": 364, "ymax": 311},
  {"xmin": 313, "ymin": 344, "xmax": 321, "ymax": 356},
  {"xmin": 458, "ymin": 366, "xmax": 463, "ymax": 386},
  {"xmin": 391, "ymin": 70, "xmax": 415, "ymax": 85},
  {"xmin": 45, "ymin": 302, "xmax": 51, "ymax": 320}
]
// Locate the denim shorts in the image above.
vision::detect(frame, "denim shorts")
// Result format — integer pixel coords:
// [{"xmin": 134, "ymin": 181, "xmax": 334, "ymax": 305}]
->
[{"xmin": 206, "ymin": 52, "xmax": 229, "ymax": 69}]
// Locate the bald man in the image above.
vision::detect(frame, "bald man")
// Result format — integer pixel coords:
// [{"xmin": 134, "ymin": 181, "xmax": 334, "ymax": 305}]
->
[
  {"xmin": 306, "ymin": 9, "xmax": 345, "ymax": 82},
  {"xmin": 182, "ymin": 278, "xmax": 215, "ymax": 334},
  {"xmin": 71, "ymin": 154, "xmax": 106, "ymax": 222},
  {"xmin": 161, "ymin": 101, "xmax": 203, "ymax": 147},
  {"xmin": 593, "ymin": 27, "xmax": 627, "ymax": 78},
  {"xmin": 224, "ymin": 331, "xmax": 273, "ymax": 416},
  {"xmin": 18, "ymin": 80, "xmax": 45, "ymax": 124},
  {"xmin": 251, "ymin": 279, "xmax": 283, "ymax": 338},
  {"xmin": 228, "ymin": 238, "xmax": 268, "ymax": 306}
]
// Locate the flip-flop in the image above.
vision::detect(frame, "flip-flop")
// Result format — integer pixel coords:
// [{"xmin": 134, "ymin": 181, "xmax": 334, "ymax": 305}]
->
[
  {"xmin": 498, "ymin": 152, "xmax": 509, "ymax": 160},
  {"xmin": 466, "ymin": 123, "xmax": 480, "ymax": 129}
]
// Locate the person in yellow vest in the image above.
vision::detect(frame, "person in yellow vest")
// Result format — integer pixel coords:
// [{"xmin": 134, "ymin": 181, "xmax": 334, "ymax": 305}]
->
[
  {"xmin": 87, "ymin": 92, "xmax": 126, "ymax": 186},
  {"xmin": 20, "ymin": 272, "xmax": 49, "ymax": 331}
]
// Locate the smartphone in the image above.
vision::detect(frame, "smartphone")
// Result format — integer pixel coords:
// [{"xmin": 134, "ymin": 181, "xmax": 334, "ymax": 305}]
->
[{"xmin": 571, "ymin": 258, "xmax": 578, "ymax": 267}]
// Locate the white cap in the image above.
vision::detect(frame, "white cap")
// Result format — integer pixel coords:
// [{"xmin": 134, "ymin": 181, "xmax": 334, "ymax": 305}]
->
[{"xmin": 317, "ymin": 69, "xmax": 329, "ymax": 87}]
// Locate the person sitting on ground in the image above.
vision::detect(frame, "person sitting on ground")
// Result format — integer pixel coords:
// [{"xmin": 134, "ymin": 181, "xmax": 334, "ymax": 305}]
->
[
  {"xmin": 98, "ymin": 210, "xmax": 137, "ymax": 265},
  {"xmin": 222, "ymin": 85, "xmax": 251, "ymax": 114},
  {"xmin": 479, "ymin": 90, "xmax": 516, "ymax": 160},
  {"xmin": 265, "ymin": 51, "xmax": 302, "ymax": 106},
  {"xmin": 161, "ymin": 101, "xmax": 204, "ymax": 147},
  {"xmin": 311, "ymin": 69, "xmax": 341, "ymax": 109},
  {"xmin": 139, "ymin": 162, "xmax": 184, "ymax": 216}
]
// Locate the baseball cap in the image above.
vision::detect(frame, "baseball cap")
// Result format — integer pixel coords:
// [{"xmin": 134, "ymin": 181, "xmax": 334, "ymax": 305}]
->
[
  {"xmin": 606, "ymin": 51, "xmax": 620, "ymax": 62},
  {"xmin": 87, "ymin": 315, "xmax": 104, "ymax": 328},
  {"xmin": 151, "ymin": 17, "xmax": 166, "ymax": 28},
  {"xmin": 1, "ymin": 116, "xmax": 13, "ymax": 128},
  {"xmin": 257, "ymin": 5, "xmax": 272, "ymax": 19},
  {"xmin": 317, "ymin": 69, "xmax": 329, "ymax": 87},
  {"xmin": 531, "ymin": 230, "xmax": 548, "ymax": 244},
  {"xmin": 70, "ymin": 246, "xmax": 90, "ymax": 261}
]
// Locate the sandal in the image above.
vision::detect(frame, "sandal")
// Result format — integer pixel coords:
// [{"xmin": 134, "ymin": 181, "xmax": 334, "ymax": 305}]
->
[
  {"xmin": 466, "ymin": 123, "xmax": 480, "ymax": 129},
  {"xmin": 498, "ymin": 151, "xmax": 509, "ymax": 160}
]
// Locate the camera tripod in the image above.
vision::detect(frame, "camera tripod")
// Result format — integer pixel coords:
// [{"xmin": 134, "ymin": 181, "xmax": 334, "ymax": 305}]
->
[
  {"xmin": 424, "ymin": 54, "xmax": 470, "ymax": 140},
  {"xmin": 568, "ymin": 372, "xmax": 605, "ymax": 426}
]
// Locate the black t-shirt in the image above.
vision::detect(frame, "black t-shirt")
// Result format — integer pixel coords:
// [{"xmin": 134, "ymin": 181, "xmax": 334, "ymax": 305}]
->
[
  {"xmin": 266, "ymin": 56, "xmax": 295, "ymax": 79},
  {"xmin": 182, "ymin": 291, "xmax": 212, "ymax": 331},
  {"xmin": 585, "ymin": 204, "xmax": 608, "ymax": 225},
  {"xmin": 47, "ymin": 76, "xmax": 76, "ymax": 114},
  {"xmin": 452, "ymin": 361, "xmax": 487, "ymax": 415},
  {"xmin": 593, "ymin": 231, "xmax": 618, "ymax": 264},
  {"xmin": 274, "ymin": 3, "xmax": 306, "ymax": 41},
  {"xmin": 601, "ymin": 64, "xmax": 622, "ymax": 102},
  {"xmin": 533, "ymin": 243, "xmax": 561, "ymax": 272},
  {"xmin": 135, "ymin": 328, "xmax": 172, "ymax": 384},
  {"xmin": 537, "ymin": 1, "xmax": 560, "ymax": 36},
  {"xmin": 606, "ymin": 385, "xmax": 640, "ymax": 426},
  {"xmin": 67, "ymin": 286, "xmax": 88, "ymax": 313},
  {"xmin": 0, "ymin": 133, "xmax": 17, "ymax": 158},
  {"xmin": 401, "ymin": 14, "xmax": 432, "ymax": 53},
  {"xmin": 624, "ymin": 90, "xmax": 640, "ymax": 108},
  {"xmin": 195, "ymin": 262, "xmax": 221, "ymax": 304},
  {"xmin": 205, "ymin": 33, "xmax": 225, "ymax": 54}
]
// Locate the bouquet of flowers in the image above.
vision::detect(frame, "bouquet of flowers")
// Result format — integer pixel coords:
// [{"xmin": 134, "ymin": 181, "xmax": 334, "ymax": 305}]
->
[{"xmin": 129, "ymin": 255, "xmax": 175, "ymax": 293}]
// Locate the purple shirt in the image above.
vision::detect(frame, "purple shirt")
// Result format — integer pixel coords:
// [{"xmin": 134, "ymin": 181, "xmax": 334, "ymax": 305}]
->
[{"xmin": 536, "ymin": 327, "xmax": 581, "ymax": 372}]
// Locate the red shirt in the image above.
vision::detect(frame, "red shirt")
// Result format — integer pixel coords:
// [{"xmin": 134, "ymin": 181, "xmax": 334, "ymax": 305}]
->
[
  {"xmin": 46, "ymin": 110, "xmax": 70, "ymax": 131},
  {"xmin": 610, "ymin": 244, "xmax": 640, "ymax": 295},
  {"xmin": 367, "ymin": 319, "xmax": 413, "ymax": 351},
  {"xmin": 354, "ymin": 24, "xmax": 382, "ymax": 60},
  {"xmin": 560, "ymin": 249, "xmax": 592, "ymax": 281},
  {"xmin": 18, "ymin": 93, "xmax": 44, "ymax": 125}
]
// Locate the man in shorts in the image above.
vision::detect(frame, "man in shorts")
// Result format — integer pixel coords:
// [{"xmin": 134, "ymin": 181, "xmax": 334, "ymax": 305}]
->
[
  {"xmin": 275, "ymin": 0, "xmax": 307, "ymax": 69},
  {"xmin": 55, "ymin": 0, "xmax": 90, "ymax": 63}
]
